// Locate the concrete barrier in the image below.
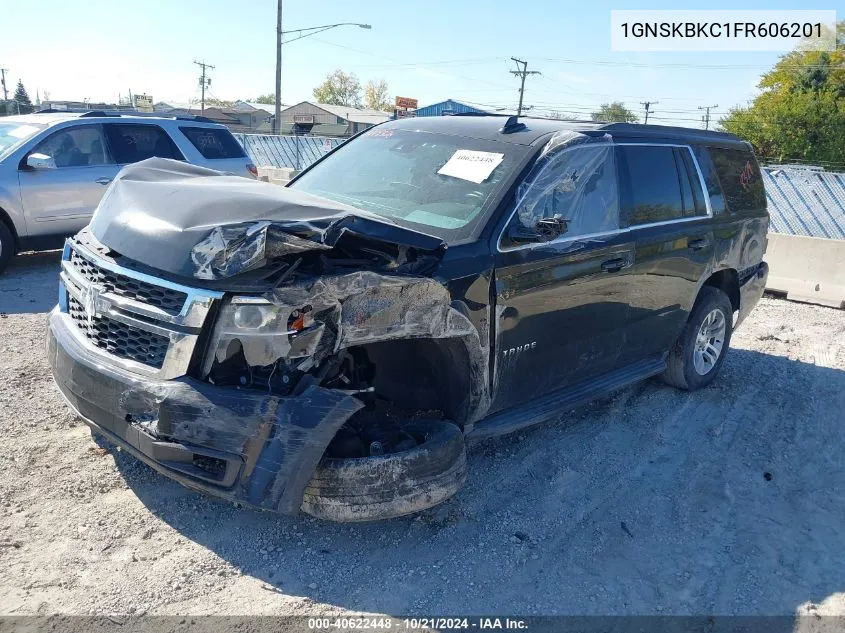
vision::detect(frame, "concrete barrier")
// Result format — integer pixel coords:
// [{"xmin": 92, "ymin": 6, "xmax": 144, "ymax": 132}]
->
[
  {"xmin": 257, "ymin": 166, "xmax": 297, "ymax": 186},
  {"xmin": 764, "ymin": 232, "xmax": 845, "ymax": 309}
]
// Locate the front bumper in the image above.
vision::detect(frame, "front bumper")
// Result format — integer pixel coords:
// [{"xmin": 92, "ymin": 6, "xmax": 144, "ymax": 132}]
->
[
  {"xmin": 47, "ymin": 308, "xmax": 362, "ymax": 514},
  {"xmin": 735, "ymin": 261, "xmax": 769, "ymax": 330}
]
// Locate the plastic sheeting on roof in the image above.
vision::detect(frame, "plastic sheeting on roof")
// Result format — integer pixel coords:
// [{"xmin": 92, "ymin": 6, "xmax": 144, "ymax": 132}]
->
[
  {"xmin": 234, "ymin": 134, "xmax": 344, "ymax": 170},
  {"xmin": 763, "ymin": 167, "xmax": 845, "ymax": 241}
]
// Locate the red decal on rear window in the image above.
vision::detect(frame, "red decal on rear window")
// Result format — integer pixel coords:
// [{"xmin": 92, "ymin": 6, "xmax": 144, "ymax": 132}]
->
[{"xmin": 739, "ymin": 161, "xmax": 755, "ymax": 190}]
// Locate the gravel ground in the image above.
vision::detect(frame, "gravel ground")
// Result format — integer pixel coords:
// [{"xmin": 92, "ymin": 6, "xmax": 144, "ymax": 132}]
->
[{"xmin": 1, "ymin": 250, "xmax": 845, "ymax": 617}]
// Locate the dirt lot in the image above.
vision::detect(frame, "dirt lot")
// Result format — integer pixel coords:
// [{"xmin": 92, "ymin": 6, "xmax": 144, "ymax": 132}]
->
[{"xmin": 1, "ymin": 250, "xmax": 845, "ymax": 617}]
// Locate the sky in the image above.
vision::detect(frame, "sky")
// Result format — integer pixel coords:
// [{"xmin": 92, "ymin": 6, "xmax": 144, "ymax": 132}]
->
[{"xmin": 0, "ymin": 0, "xmax": 839, "ymax": 129}]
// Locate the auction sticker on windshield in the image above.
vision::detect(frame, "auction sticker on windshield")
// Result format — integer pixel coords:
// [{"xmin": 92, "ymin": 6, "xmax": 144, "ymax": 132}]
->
[{"xmin": 438, "ymin": 150, "xmax": 504, "ymax": 184}]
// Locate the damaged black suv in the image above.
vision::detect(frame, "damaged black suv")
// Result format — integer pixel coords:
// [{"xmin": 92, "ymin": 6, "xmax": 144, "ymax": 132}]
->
[{"xmin": 48, "ymin": 115, "xmax": 769, "ymax": 521}]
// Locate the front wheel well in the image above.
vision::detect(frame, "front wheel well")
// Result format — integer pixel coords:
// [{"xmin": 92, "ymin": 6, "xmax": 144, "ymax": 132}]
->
[
  {"xmin": 0, "ymin": 207, "xmax": 19, "ymax": 253},
  {"xmin": 702, "ymin": 269, "xmax": 739, "ymax": 312},
  {"xmin": 350, "ymin": 337, "xmax": 473, "ymax": 425}
]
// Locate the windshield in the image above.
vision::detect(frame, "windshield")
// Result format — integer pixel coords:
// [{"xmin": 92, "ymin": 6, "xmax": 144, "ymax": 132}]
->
[
  {"xmin": 0, "ymin": 122, "xmax": 46, "ymax": 160},
  {"xmin": 289, "ymin": 127, "xmax": 528, "ymax": 242}
]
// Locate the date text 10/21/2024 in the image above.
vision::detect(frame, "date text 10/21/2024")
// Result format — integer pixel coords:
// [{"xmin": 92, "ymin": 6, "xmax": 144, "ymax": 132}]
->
[{"xmin": 308, "ymin": 617, "xmax": 529, "ymax": 630}]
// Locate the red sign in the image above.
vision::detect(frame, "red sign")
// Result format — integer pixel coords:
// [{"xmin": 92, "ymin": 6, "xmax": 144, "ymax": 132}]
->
[{"xmin": 395, "ymin": 96, "xmax": 418, "ymax": 110}]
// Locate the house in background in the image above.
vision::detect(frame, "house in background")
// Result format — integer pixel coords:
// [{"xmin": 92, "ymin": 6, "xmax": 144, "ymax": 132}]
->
[
  {"xmin": 277, "ymin": 101, "xmax": 391, "ymax": 137},
  {"xmin": 152, "ymin": 101, "xmax": 268, "ymax": 132}
]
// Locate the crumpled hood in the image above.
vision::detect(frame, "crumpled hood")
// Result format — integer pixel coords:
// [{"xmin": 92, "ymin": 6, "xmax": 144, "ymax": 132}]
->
[{"xmin": 89, "ymin": 158, "xmax": 446, "ymax": 280}]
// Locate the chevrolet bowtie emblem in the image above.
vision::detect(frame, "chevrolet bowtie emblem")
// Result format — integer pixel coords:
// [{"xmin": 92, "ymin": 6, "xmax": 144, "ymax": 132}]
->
[{"xmin": 83, "ymin": 283, "xmax": 104, "ymax": 323}]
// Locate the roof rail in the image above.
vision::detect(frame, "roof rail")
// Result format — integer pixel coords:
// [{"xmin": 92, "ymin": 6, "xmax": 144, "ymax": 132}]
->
[
  {"xmin": 79, "ymin": 110, "xmax": 121, "ymax": 118},
  {"xmin": 32, "ymin": 110, "xmax": 219, "ymax": 124},
  {"xmin": 174, "ymin": 115, "xmax": 215, "ymax": 123}
]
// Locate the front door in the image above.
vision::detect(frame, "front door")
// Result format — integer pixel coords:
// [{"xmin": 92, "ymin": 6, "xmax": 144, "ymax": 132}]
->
[
  {"xmin": 490, "ymin": 142, "xmax": 631, "ymax": 413},
  {"xmin": 18, "ymin": 124, "xmax": 118, "ymax": 237}
]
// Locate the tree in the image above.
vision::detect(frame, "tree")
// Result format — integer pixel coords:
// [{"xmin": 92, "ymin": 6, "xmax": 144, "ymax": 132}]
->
[
  {"xmin": 720, "ymin": 21, "xmax": 845, "ymax": 169},
  {"xmin": 254, "ymin": 93, "xmax": 275, "ymax": 105},
  {"xmin": 364, "ymin": 79, "xmax": 391, "ymax": 111},
  {"xmin": 13, "ymin": 80, "xmax": 33, "ymax": 114},
  {"xmin": 312, "ymin": 70, "xmax": 362, "ymax": 107},
  {"xmin": 591, "ymin": 101, "xmax": 638, "ymax": 123}
]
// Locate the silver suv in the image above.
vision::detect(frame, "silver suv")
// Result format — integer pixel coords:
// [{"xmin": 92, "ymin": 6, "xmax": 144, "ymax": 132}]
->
[{"xmin": 0, "ymin": 111, "xmax": 256, "ymax": 272}]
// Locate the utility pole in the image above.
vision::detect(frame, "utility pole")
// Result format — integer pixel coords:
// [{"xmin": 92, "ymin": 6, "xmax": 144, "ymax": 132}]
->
[
  {"xmin": 0, "ymin": 68, "xmax": 8, "ymax": 102},
  {"xmin": 194, "ymin": 60, "xmax": 215, "ymax": 113},
  {"xmin": 699, "ymin": 104, "xmax": 718, "ymax": 130},
  {"xmin": 510, "ymin": 57, "xmax": 540, "ymax": 117},
  {"xmin": 274, "ymin": 0, "xmax": 283, "ymax": 134},
  {"xmin": 640, "ymin": 101, "xmax": 658, "ymax": 124}
]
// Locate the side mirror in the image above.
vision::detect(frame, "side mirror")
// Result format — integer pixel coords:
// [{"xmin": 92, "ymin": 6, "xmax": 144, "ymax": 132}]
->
[
  {"xmin": 25, "ymin": 153, "xmax": 57, "ymax": 170},
  {"xmin": 508, "ymin": 215, "xmax": 569, "ymax": 243}
]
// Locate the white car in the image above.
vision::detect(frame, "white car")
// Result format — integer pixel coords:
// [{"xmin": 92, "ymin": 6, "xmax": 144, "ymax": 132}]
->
[{"xmin": 0, "ymin": 111, "xmax": 256, "ymax": 272}]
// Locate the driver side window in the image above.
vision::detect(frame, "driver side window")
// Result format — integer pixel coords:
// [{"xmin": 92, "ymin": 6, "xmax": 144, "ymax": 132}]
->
[
  {"xmin": 510, "ymin": 144, "xmax": 619, "ymax": 240},
  {"xmin": 32, "ymin": 125, "xmax": 112, "ymax": 168}
]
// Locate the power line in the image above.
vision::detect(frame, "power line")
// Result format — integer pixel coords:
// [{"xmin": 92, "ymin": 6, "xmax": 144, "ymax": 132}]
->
[
  {"xmin": 193, "ymin": 60, "xmax": 215, "ymax": 113},
  {"xmin": 534, "ymin": 57, "xmax": 839, "ymax": 70},
  {"xmin": 640, "ymin": 101, "xmax": 658, "ymax": 124},
  {"xmin": 310, "ymin": 37, "xmax": 518, "ymax": 92},
  {"xmin": 699, "ymin": 104, "xmax": 719, "ymax": 130},
  {"xmin": 510, "ymin": 58, "xmax": 541, "ymax": 117},
  {"xmin": 349, "ymin": 55, "xmax": 837, "ymax": 71}
]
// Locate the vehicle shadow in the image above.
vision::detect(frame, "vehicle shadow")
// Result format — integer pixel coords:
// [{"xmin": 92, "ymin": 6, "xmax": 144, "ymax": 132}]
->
[
  {"xmin": 0, "ymin": 251, "xmax": 61, "ymax": 315},
  {"xmin": 106, "ymin": 347, "xmax": 845, "ymax": 616}
]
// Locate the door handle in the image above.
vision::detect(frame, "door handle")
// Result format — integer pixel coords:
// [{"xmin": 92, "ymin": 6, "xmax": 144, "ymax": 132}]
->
[
  {"xmin": 688, "ymin": 238, "xmax": 709, "ymax": 251},
  {"xmin": 601, "ymin": 257, "xmax": 628, "ymax": 273},
  {"xmin": 95, "ymin": 177, "xmax": 112, "ymax": 185}
]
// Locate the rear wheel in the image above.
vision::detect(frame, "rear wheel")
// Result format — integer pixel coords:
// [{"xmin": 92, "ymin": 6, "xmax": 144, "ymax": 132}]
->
[
  {"xmin": 0, "ymin": 221, "xmax": 14, "ymax": 274},
  {"xmin": 301, "ymin": 420, "xmax": 467, "ymax": 522},
  {"xmin": 662, "ymin": 286, "xmax": 733, "ymax": 390}
]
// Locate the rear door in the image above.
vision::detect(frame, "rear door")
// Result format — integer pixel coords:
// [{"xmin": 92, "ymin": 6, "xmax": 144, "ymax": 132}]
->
[
  {"xmin": 17, "ymin": 123, "xmax": 119, "ymax": 236},
  {"xmin": 490, "ymin": 142, "xmax": 633, "ymax": 413},
  {"xmin": 614, "ymin": 143, "xmax": 715, "ymax": 365}
]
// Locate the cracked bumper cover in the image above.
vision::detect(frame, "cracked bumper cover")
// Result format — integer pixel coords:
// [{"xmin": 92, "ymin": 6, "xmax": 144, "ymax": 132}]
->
[{"xmin": 47, "ymin": 308, "xmax": 363, "ymax": 514}]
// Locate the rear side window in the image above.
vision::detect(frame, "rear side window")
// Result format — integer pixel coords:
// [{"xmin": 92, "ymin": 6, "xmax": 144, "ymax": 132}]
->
[
  {"xmin": 617, "ymin": 145, "xmax": 684, "ymax": 227},
  {"xmin": 692, "ymin": 146, "xmax": 727, "ymax": 214},
  {"xmin": 678, "ymin": 148, "xmax": 708, "ymax": 217},
  {"xmin": 708, "ymin": 147, "xmax": 766, "ymax": 213},
  {"xmin": 104, "ymin": 124, "xmax": 183, "ymax": 164},
  {"xmin": 179, "ymin": 126, "xmax": 246, "ymax": 159}
]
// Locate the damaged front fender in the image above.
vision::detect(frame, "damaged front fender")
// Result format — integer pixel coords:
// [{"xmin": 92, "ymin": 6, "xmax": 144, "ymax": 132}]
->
[{"xmin": 207, "ymin": 270, "xmax": 492, "ymax": 427}]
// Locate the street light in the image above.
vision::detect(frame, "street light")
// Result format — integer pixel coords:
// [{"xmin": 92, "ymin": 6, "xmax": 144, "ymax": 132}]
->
[
  {"xmin": 282, "ymin": 22, "xmax": 371, "ymax": 44},
  {"xmin": 274, "ymin": 0, "xmax": 372, "ymax": 133}
]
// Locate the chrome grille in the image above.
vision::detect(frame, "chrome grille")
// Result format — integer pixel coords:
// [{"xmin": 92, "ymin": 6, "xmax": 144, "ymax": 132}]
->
[
  {"xmin": 68, "ymin": 296, "xmax": 170, "ymax": 368},
  {"xmin": 60, "ymin": 240, "xmax": 223, "ymax": 378},
  {"xmin": 70, "ymin": 250, "xmax": 187, "ymax": 316}
]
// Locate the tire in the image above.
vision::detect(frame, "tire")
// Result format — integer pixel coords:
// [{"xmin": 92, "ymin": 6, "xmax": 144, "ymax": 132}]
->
[
  {"xmin": 0, "ymin": 221, "xmax": 14, "ymax": 275},
  {"xmin": 662, "ymin": 286, "xmax": 733, "ymax": 391},
  {"xmin": 301, "ymin": 420, "xmax": 467, "ymax": 522}
]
